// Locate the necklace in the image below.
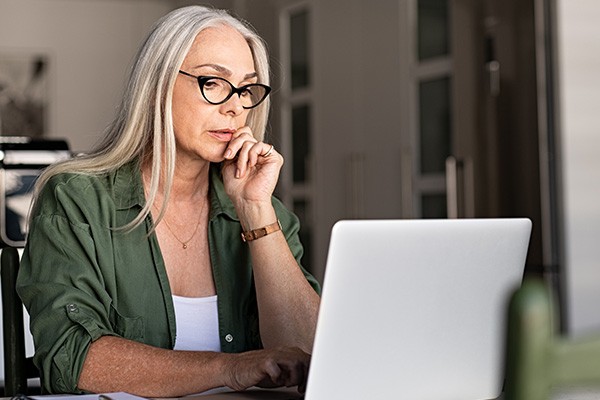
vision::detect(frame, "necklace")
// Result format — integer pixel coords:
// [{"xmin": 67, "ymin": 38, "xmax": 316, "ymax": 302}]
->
[
  {"xmin": 162, "ymin": 215, "xmax": 202, "ymax": 249},
  {"xmin": 153, "ymin": 201, "xmax": 205, "ymax": 250}
]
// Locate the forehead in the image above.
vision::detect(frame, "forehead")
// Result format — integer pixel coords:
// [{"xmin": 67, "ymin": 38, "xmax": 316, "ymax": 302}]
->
[{"xmin": 183, "ymin": 25, "xmax": 255, "ymax": 75}]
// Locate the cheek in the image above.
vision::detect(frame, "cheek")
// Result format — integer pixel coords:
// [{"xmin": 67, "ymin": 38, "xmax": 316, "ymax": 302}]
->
[
  {"xmin": 237, "ymin": 110, "xmax": 251, "ymax": 128},
  {"xmin": 172, "ymin": 111, "xmax": 211, "ymax": 144},
  {"xmin": 172, "ymin": 105, "xmax": 193, "ymax": 139},
  {"xmin": 172, "ymin": 81, "xmax": 205, "ymax": 126},
  {"xmin": 172, "ymin": 97, "xmax": 209, "ymax": 136},
  {"xmin": 172, "ymin": 87, "xmax": 190, "ymax": 131}
]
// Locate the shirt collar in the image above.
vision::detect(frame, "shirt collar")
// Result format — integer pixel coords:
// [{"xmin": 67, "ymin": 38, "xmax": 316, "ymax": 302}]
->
[
  {"xmin": 209, "ymin": 163, "xmax": 239, "ymax": 222},
  {"xmin": 113, "ymin": 160, "xmax": 145, "ymax": 210},
  {"xmin": 112, "ymin": 160, "xmax": 239, "ymax": 223}
]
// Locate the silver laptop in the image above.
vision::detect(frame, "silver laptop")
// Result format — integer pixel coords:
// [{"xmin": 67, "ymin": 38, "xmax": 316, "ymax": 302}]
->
[{"xmin": 195, "ymin": 218, "xmax": 532, "ymax": 400}]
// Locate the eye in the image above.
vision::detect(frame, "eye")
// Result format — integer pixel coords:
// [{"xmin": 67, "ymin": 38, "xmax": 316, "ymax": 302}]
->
[
  {"xmin": 203, "ymin": 79, "xmax": 221, "ymax": 90},
  {"xmin": 240, "ymin": 87, "xmax": 253, "ymax": 98}
]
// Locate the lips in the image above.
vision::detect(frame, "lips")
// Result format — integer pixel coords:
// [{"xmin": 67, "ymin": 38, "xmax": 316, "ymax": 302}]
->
[{"xmin": 208, "ymin": 128, "xmax": 235, "ymax": 142}]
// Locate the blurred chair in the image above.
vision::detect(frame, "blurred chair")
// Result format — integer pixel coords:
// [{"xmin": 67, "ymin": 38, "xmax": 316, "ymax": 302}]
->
[
  {"xmin": 1, "ymin": 246, "xmax": 38, "ymax": 396},
  {"xmin": 1, "ymin": 136, "xmax": 70, "ymax": 248},
  {"xmin": 504, "ymin": 278, "xmax": 600, "ymax": 400}
]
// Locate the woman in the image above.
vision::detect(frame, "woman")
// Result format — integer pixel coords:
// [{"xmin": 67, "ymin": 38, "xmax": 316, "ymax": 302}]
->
[{"xmin": 17, "ymin": 6, "xmax": 320, "ymax": 397}]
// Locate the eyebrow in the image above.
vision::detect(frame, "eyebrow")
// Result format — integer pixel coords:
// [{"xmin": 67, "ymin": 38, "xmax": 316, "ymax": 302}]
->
[{"xmin": 195, "ymin": 63, "xmax": 258, "ymax": 80}]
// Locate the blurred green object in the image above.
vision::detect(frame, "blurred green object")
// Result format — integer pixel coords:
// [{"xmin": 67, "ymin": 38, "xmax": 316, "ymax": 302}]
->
[{"xmin": 505, "ymin": 279, "xmax": 600, "ymax": 400}]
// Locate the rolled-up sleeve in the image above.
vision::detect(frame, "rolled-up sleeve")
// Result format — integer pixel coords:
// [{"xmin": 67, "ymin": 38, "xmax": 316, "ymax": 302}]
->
[{"xmin": 17, "ymin": 179, "xmax": 117, "ymax": 393}]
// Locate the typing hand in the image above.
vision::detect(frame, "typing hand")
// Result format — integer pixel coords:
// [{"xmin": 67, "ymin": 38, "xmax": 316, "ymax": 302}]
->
[{"xmin": 224, "ymin": 347, "xmax": 310, "ymax": 393}]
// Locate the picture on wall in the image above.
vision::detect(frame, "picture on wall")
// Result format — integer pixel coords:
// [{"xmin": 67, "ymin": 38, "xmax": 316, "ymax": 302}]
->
[{"xmin": 0, "ymin": 53, "xmax": 49, "ymax": 137}]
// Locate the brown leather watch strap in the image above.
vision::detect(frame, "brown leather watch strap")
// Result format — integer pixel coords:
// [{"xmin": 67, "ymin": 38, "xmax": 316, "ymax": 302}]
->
[{"xmin": 241, "ymin": 220, "xmax": 282, "ymax": 242}]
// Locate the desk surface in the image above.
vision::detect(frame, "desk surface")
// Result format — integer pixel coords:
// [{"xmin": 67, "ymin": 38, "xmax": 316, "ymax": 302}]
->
[
  {"xmin": 188, "ymin": 386, "xmax": 600, "ymax": 400},
  {"xmin": 190, "ymin": 387, "xmax": 301, "ymax": 399},
  {"xmin": 2, "ymin": 385, "xmax": 596, "ymax": 400}
]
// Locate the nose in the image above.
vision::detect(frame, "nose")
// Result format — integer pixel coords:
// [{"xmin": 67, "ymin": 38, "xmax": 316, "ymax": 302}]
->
[{"xmin": 219, "ymin": 93, "xmax": 245, "ymax": 116}]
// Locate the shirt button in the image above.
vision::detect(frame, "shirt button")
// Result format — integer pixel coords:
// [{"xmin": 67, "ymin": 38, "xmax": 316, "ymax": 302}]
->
[
  {"xmin": 66, "ymin": 304, "xmax": 79, "ymax": 313},
  {"xmin": 225, "ymin": 334, "xmax": 234, "ymax": 343}
]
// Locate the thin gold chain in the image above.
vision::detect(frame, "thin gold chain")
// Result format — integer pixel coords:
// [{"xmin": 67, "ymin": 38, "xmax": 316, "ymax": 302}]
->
[{"xmin": 153, "ymin": 202, "xmax": 205, "ymax": 250}]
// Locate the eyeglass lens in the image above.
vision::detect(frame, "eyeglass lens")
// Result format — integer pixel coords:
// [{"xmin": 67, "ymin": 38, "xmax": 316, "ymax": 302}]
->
[{"xmin": 201, "ymin": 77, "xmax": 268, "ymax": 108}]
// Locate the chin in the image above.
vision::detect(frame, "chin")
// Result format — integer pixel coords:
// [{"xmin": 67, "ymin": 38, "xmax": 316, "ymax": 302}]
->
[{"xmin": 202, "ymin": 149, "xmax": 227, "ymax": 164}]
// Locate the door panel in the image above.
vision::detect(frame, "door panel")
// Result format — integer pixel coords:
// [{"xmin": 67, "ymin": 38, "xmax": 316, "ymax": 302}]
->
[{"xmin": 452, "ymin": 0, "xmax": 546, "ymax": 277}]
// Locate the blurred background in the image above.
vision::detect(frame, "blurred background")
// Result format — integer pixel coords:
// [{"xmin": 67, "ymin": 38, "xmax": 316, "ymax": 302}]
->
[{"xmin": 0, "ymin": 0, "xmax": 598, "ymax": 352}]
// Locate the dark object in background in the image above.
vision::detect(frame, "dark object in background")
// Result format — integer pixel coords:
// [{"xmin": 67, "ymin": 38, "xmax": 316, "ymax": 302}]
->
[{"xmin": 0, "ymin": 136, "xmax": 70, "ymax": 247}]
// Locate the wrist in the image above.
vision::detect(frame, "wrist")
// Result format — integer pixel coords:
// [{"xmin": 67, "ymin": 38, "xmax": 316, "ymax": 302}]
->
[
  {"xmin": 215, "ymin": 353, "xmax": 237, "ymax": 389},
  {"xmin": 219, "ymin": 353, "xmax": 248, "ymax": 392},
  {"xmin": 241, "ymin": 220, "xmax": 282, "ymax": 242},
  {"xmin": 235, "ymin": 200, "xmax": 276, "ymax": 231}
]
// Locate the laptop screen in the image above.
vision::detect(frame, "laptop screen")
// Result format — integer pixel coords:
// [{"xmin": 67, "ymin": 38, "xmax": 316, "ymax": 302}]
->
[{"xmin": 306, "ymin": 218, "xmax": 531, "ymax": 400}]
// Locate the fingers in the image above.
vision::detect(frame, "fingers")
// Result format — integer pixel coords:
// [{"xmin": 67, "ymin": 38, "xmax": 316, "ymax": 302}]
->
[
  {"xmin": 225, "ymin": 347, "xmax": 310, "ymax": 392},
  {"xmin": 223, "ymin": 129, "xmax": 279, "ymax": 178},
  {"xmin": 269, "ymin": 348, "xmax": 310, "ymax": 389},
  {"xmin": 233, "ymin": 140, "xmax": 256, "ymax": 178},
  {"xmin": 297, "ymin": 359, "xmax": 309, "ymax": 393},
  {"xmin": 223, "ymin": 128, "xmax": 256, "ymax": 163},
  {"xmin": 262, "ymin": 144, "xmax": 274, "ymax": 157},
  {"xmin": 283, "ymin": 357, "xmax": 308, "ymax": 389},
  {"xmin": 243, "ymin": 142, "xmax": 277, "ymax": 177}
]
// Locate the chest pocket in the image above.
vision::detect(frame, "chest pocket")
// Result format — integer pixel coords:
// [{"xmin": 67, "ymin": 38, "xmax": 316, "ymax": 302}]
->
[{"xmin": 109, "ymin": 304, "xmax": 145, "ymax": 341}]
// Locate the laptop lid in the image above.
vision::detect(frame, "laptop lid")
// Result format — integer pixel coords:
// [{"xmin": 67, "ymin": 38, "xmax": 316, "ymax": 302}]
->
[{"xmin": 305, "ymin": 218, "xmax": 531, "ymax": 400}]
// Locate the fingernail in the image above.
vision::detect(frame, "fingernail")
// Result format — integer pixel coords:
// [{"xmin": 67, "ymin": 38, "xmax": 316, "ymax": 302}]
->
[
  {"xmin": 235, "ymin": 168, "xmax": 241, "ymax": 178},
  {"xmin": 225, "ymin": 149, "xmax": 232, "ymax": 159}
]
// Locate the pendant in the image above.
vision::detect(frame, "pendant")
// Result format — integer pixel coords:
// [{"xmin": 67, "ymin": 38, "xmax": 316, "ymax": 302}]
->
[{"xmin": 182, "ymin": 243, "xmax": 188, "ymax": 249}]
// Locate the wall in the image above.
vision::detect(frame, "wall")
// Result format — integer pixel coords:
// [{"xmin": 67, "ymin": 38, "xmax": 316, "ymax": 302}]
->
[
  {"xmin": 0, "ymin": 0, "xmax": 172, "ymax": 152},
  {"xmin": 311, "ymin": 0, "xmax": 406, "ymax": 279},
  {"xmin": 557, "ymin": 0, "xmax": 600, "ymax": 335}
]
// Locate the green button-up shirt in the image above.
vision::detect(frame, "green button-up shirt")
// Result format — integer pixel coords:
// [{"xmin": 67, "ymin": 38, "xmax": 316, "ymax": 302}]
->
[{"xmin": 16, "ymin": 161, "xmax": 320, "ymax": 394}]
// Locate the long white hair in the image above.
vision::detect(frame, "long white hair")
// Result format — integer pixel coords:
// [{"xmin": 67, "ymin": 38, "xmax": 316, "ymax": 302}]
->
[{"xmin": 32, "ymin": 5, "xmax": 271, "ymax": 231}]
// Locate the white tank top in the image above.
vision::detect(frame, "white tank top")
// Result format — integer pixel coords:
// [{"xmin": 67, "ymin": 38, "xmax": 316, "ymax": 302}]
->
[{"xmin": 172, "ymin": 294, "xmax": 221, "ymax": 352}]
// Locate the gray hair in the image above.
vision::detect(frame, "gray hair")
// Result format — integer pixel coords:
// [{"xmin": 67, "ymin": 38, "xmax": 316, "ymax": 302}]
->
[{"xmin": 32, "ymin": 5, "xmax": 271, "ymax": 231}]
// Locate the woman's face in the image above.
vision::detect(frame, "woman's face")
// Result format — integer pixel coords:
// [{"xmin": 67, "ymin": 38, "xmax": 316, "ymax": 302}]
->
[{"xmin": 172, "ymin": 24, "xmax": 256, "ymax": 164}]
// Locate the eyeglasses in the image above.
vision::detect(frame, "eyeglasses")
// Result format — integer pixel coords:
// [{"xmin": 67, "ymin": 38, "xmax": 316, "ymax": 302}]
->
[{"xmin": 178, "ymin": 70, "xmax": 271, "ymax": 109}]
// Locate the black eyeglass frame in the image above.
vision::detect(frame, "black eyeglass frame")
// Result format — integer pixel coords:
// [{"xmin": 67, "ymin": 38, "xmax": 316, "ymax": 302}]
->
[{"xmin": 178, "ymin": 70, "xmax": 271, "ymax": 109}]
